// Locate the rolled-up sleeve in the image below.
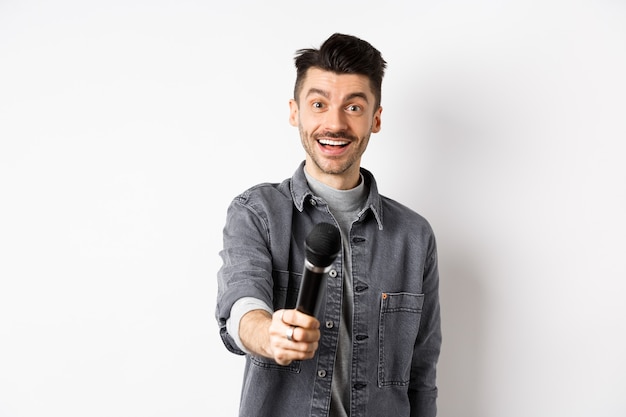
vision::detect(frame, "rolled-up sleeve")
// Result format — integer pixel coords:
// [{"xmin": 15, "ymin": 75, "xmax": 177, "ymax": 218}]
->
[{"xmin": 226, "ymin": 297, "xmax": 273, "ymax": 354}]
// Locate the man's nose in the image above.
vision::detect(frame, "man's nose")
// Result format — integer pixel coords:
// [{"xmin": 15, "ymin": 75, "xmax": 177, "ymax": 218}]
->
[{"xmin": 323, "ymin": 107, "xmax": 348, "ymax": 131}]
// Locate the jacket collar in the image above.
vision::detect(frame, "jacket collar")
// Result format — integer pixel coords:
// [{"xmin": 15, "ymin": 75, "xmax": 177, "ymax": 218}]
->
[{"xmin": 291, "ymin": 161, "xmax": 384, "ymax": 230}]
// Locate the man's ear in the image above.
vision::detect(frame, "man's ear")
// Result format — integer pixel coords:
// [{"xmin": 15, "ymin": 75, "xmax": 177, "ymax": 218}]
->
[
  {"xmin": 289, "ymin": 99, "xmax": 299, "ymax": 127},
  {"xmin": 371, "ymin": 106, "xmax": 382, "ymax": 133}
]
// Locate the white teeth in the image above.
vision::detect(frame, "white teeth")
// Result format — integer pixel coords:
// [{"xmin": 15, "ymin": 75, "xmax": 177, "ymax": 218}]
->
[{"xmin": 319, "ymin": 139, "xmax": 348, "ymax": 146}]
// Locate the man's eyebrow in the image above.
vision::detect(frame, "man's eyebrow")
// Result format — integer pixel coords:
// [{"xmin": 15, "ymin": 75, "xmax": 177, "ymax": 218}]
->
[
  {"xmin": 345, "ymin": 92, "xmax": 369, "ymax": 103},
  {"xmin": 305, "ymin": 88, "xmax": 370, "ymax": 103},
  {"xmin": 305, "ymin": 88, "xmax": 330, "ymax": 99}
]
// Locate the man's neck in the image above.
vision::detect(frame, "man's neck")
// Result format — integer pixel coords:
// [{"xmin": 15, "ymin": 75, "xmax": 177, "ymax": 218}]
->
[{"xmin": 303, "ymin": 163, "xmax": 361, "ymax": 191}]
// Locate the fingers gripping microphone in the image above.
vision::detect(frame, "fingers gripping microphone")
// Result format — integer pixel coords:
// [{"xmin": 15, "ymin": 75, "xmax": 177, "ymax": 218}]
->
[{"xmin": 296, "ymin": 222, "xmax": 341, "ymax": 317}]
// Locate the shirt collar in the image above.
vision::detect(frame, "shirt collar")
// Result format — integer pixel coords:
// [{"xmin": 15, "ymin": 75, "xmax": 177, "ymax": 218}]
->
[{"xmin": 290, "ymin": 161, "xmax": 384, "ymax": 230}]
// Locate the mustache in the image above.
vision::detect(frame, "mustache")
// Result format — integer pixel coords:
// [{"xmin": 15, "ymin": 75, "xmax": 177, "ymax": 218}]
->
[{"xmin": 313, "ymin": 131, "xmax": 357, "ymax": 141}]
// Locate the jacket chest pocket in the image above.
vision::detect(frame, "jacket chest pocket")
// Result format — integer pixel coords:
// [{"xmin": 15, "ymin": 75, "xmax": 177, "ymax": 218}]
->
[{"xmin": 377, "ymin": 292, "xmax": 424, "ymax": 387}]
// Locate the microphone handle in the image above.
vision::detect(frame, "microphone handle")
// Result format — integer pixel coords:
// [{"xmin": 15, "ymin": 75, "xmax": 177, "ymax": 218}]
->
[{"xmin": 295, "ymin": 263, "xmax": 327, "ymax": 317}]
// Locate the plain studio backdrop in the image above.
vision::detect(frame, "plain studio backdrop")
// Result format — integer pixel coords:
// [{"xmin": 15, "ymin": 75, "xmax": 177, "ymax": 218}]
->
[{"xmin": 1, "ymin": 1, "xmax": 625, "ymax": 416}]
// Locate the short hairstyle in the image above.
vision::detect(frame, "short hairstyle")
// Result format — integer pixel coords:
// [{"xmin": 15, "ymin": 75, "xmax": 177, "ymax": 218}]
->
[{"xmin": 293, "ymin": 33, "xmax": 387, "ymax": 109}]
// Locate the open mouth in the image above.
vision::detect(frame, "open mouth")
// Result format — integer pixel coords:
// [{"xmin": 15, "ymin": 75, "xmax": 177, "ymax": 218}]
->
[{"xmin": 318, "ymin": 139, "xmax": 349, "ymax": 148}]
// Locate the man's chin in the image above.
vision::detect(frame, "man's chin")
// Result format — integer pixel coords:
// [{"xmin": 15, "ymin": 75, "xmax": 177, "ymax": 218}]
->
[{"xmin": 313, "ymin": 160, "xmax": 352, "ymax": 177}]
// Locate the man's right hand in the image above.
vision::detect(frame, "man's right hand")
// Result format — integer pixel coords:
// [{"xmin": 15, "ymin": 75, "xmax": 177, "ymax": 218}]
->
[{"xmin": 239, "ymin": 308, "xmax": 321, "ymax": 366}]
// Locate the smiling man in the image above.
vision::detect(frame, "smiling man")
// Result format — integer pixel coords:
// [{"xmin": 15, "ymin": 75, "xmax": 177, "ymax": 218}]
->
[
  {"xmin": 290, "ymin": 66, "xmax": 381, "ymax": 190},
  {"xmin": 216, "ymin": 33, "xmax": 441, "ymax": 417}
]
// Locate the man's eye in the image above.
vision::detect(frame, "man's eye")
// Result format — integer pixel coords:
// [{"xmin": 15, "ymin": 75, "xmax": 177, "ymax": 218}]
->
[
  {"xmin": 347, "ymin": 105, "xmax": 362, "ymax": 112},
  {"xmin": 312, "ymin": 102, "xmax": 324, "ymax": 109}
]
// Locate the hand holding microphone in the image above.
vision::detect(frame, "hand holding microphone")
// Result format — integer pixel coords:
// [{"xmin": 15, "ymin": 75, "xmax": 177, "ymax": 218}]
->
[{"xmin": 270, "ymin": 222, "xmax": 340, "ymax": 365}]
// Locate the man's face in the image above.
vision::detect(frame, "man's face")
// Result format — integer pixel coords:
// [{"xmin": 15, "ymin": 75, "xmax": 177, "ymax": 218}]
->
[{"xmin": 289, "ymin": 68, "xmax": 382, "ymax": 190}]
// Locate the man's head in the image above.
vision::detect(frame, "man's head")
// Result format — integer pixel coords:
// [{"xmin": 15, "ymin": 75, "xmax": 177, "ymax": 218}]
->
[
  {"xmin": 293, "ymin": 33, "xmax": 387, "ymax": 110},
  {"xmin": 289, "ymin": 34, "xmax": 386, "ymax": 190}
]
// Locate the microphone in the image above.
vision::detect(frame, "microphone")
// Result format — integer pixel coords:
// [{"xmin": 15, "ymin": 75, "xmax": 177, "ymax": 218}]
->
[{"xmin": 296, "ymin": 222, "xmax": 341, "ymax": 317}]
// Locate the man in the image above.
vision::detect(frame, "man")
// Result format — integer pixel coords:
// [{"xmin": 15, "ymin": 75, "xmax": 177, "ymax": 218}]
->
[{"xmin": 216, "ymin": 33, "xmax": 441, "ymax": 417}]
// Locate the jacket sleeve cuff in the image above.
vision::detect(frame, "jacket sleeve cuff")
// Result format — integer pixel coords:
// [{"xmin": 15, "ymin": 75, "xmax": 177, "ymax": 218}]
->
[
  {"xmin": 409, "ymin": 387, "xmax": 438, "ymax": 417},
  {"xmin": 225, "ymin": 297, "xmax": 274, "ymax": 354}
]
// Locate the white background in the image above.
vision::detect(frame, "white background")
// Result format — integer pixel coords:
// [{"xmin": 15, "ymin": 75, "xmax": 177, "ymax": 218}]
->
[{"xmin": 1, "ymin": 1, "xmax": 625, "ymax": 416}]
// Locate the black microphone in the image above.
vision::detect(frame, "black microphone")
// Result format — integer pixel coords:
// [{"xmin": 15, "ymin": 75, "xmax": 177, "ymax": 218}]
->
[{"xmin": 295, "ymin": 222, "xmax": 341, "ymax": 317}]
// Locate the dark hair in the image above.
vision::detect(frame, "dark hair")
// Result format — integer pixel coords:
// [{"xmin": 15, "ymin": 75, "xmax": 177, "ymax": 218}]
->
[{"xmin": 293, "ymin": 33, "xmax": 387, "ymax": 109}]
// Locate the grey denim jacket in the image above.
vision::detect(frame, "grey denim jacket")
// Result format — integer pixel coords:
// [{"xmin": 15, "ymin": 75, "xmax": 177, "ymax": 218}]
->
[{"xmin": 216, "ymin": 163, "xmax": 441, "ymax": 417}]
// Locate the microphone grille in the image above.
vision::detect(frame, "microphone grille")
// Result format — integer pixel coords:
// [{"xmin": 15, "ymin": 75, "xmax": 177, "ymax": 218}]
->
[{"xmin": 305, "ymin": 222, "xmax": 341, "ymax": 267}]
